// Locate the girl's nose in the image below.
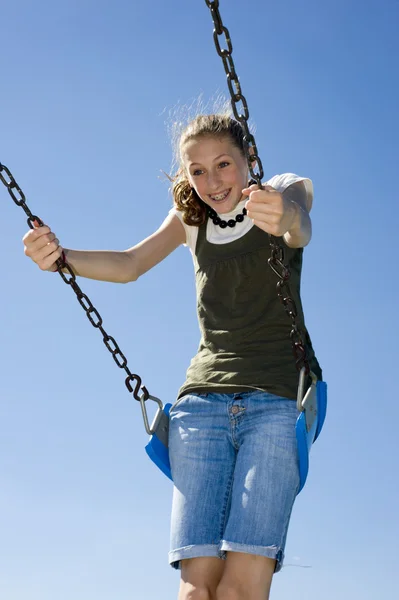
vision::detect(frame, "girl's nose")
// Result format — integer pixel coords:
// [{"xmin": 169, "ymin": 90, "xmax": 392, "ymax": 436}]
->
[{"xmin": 207, "ymin": 172, "xmax": 222, "ymax": 190}]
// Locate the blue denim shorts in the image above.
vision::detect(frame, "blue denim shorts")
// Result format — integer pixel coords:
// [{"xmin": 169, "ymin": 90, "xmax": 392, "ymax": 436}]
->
[{"xmin": 168, "ymin": 391, "xmax": 300, "ymax": 573}]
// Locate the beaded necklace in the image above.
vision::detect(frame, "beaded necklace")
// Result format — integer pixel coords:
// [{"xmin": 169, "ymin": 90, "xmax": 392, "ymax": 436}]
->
[{"xmin": 207, "ymin": 205, "xmax": 247, "ymax": 229}]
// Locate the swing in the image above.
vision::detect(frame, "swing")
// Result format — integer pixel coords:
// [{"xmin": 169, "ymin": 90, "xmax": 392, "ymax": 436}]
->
[{"xmin": 0, "ymin": 0, "xmax": 327, "ymax": 494}]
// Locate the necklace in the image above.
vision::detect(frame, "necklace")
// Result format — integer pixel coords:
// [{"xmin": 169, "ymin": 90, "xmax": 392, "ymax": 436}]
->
[{"xmin": 207, "ymin": 205, "xmax": 247, "ymax": 229}]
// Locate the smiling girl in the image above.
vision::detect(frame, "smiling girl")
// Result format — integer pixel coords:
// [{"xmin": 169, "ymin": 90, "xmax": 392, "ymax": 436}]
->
[{"xmin": 23, "ymin": 112, "xmax": 322, "ymax": 600}]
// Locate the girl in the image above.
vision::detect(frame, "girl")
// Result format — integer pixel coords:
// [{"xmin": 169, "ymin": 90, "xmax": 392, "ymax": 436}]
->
[{"xmin": 23, "ymin": 113, "xmax": 322, "ymax": 600}]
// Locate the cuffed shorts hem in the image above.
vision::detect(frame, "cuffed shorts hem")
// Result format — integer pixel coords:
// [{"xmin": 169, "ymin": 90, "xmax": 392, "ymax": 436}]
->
[
  {"xmin": 220, "ymin": 541, "xmax": 285, "ymax": 573},
  {"xmin": 169, "ymin": 542, "xmax": 284, "ymax": 573},
  {"xmin": 169, "ymin": 544, "xmax": 220, "ymax": 570}
]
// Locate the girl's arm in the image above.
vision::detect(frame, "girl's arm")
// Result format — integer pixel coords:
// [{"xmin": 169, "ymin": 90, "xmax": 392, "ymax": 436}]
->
[
  {"xmin": 123, "ymin": 213, "xmax": 185, "ymax": 281},
  {"xmin": 23, "ymin": 213, "xmax": 186, "ymax": 284}
]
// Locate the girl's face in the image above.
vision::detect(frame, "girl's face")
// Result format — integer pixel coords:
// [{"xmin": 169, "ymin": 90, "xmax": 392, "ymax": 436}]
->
[{"xmin": 182, "ymin": 135, "xmax": 248, "ymax": 214}]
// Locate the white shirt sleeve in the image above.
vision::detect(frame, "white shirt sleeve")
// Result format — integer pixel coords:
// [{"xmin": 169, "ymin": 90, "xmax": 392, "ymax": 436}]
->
[
  {"xmin": 267, "ymin": 173, "xmax": 314, "ymax": 212},
  {"xmin": 168, "ymin": 207, "xmax": 198, "ymax": 254}
]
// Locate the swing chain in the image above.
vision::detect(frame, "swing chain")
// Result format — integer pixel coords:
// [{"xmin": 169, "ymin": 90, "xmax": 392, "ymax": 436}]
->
[
  {"xmin": 205, "ymin": 0, "xmax": 263, "ymax": 188},
  {"xmin": 205, "ymin": 0, "xmax": 309, "ymax": 374},
  {"xmin": 0, "ymin": 161, "xmax": 154, "ymax": 405}
]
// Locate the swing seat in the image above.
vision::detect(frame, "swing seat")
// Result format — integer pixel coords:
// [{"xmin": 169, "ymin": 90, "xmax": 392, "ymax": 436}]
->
[
  {"xmin": 295, "ymin": 379, "xmax": 327, "ymax": 494},
  {"xmin": 145, "ymin": 403, "xmax": 173, "ymax": 481}
]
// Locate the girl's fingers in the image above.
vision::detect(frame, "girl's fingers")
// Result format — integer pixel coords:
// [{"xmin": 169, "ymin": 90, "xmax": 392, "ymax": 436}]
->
[
  {"xmin": 22, "ymin": 224, "xmax": 52, "ymax": 245},
  {"xmin": 24, "ymin": 232, "xmax": 57, "ymax": 257},
  {"xmin": 247, "ymin": 189, "xmax": 278, "ymax": 203},
  {"xmin": 32, "ymin": 238, "xmax": 60, "ymax": 264},
  {"xmin": 246, "ymin": 207, "xmax": 282, "ymax": 232},
  {"xmin": 38, "ymin": 246, "xmax": 64, "ymax": 272},
  {"xmin": 242, "ymin": 184, "xmax": 276, "ymax": 194},
  {"xmin": 22, "ymin": 221, "xmax": 62, "ymax": 271},
  {"xmin": 246, "ymin": 204, "xmax": 275, "ymax": 219}
]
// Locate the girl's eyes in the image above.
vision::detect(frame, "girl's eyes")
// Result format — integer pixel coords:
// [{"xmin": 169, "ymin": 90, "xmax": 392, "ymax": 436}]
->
[{"xmin": 192, "ymin": 162, "xmax": 230, "ymax": 176}]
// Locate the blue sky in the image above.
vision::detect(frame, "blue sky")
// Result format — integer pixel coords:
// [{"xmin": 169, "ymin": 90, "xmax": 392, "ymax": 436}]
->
[{"xmin": 1, "ymin": 1, "xmax": 398, "ymax": 598}]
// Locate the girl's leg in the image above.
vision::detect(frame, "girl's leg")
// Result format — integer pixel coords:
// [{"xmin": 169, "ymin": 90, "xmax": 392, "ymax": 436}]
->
[
  {"xmin": 217, "ymin": 392, "xmax": 300, "ymax": 598},
  {"xmin": 168, "ymin": 393, "xmax": 236, "ymax": 595},
  {"xmin": 216, "ymin": 553, "xmax": 275, "ymax": 600},
  {"xmin": 178, "ymin": 557, "xmax": 225, "ymax": 600}
]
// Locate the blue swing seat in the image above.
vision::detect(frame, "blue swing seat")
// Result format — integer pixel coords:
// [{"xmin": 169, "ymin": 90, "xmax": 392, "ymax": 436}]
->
[
  {"xmin": 146, "ymin": 381, "xmax": 327, "ymax": 492},
  {"xmin": 145, "ymin": 403, "xmax": 173, "ymax": 481},
  {"xmin": 296, "ymin": 379, "xmax": 327, "ymax": 493}
]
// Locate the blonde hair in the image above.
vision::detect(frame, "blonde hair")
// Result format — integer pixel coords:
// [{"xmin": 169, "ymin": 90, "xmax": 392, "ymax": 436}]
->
[{"xmin": 171, "ymin": 113, "xmax": 247, "ymax": 226}]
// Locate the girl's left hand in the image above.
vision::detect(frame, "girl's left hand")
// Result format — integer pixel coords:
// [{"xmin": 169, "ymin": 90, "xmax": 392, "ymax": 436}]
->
[{"xmin": 242, "ymin": 183, "xmax": 297, "ymax": 237}]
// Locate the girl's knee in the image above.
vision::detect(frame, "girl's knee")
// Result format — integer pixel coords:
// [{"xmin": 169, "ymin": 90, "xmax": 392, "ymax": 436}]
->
[
  {"xmin": 216, "ymin": 583, "xmax": 270, "ymax": 600},
  {"xmin": 179, "ymin": 584, "xmax": 212, "ymax": 600},
  {"xmin": 215, "ymin": 582, "xmax": 242, "ymax": 600},
  {"xmin": 215, "ymin": 554, "xmax": 275, "ymax": 600},
  {"xmin": 178, "ymin": 556, "xmax": 225, "ymax": 600}
]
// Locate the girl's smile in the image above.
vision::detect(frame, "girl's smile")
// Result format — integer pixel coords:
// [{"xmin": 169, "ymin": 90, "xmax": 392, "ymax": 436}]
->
[{"xmin": 208, "ymin": 188, "xmax": 231, "ymax": 204}]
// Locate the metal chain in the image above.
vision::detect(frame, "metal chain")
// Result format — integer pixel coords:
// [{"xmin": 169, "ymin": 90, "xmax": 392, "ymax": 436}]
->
[
  {"xmin": 204, "ymin": 0, "xmax": 310, "ymax": 374},
  {"xmin": 0, "ymin": 162, "xmax": 151, "ymax": 403}
]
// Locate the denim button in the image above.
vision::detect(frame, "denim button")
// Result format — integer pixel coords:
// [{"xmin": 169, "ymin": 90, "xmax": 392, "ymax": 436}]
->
[{"xmin": 231, "ymin": 406, "xmax": 240, "ymax": 415}]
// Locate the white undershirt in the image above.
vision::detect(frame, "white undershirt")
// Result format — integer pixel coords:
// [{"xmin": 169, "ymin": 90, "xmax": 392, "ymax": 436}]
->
[{"xmin": 169, "ymin": 173, "xmax": 314, "ymax": 255}]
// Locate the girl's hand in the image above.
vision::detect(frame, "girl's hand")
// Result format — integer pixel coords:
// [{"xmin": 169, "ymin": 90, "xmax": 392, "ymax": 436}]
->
[
  {"xmin": 242, "ymin": 183, "xmax": 297, "ymax": 237},
  {"xmin": 23, "ymin": 221, "xmax": 64, "ymax": 272}
]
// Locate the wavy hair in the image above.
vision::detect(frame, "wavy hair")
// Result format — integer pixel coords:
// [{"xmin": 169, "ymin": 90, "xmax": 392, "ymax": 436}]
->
[{"xmin": 171, "ymin": 114, "xmax": 247, "ymax": 226}]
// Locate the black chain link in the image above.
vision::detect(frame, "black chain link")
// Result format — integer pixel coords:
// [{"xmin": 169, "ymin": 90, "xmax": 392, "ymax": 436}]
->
[
  {"xmin": 205, "ymin": 0, "xmax": 310, "ymax": 374},
  {"xmin": 0, "ymin": 162, "xmax": 150, "ymax": 402}
]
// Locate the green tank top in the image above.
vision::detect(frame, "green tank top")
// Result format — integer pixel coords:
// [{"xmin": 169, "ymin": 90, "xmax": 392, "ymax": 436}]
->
[{"xmin": 177, "ymin": 218, "xmax": 322, "ymax": 400}]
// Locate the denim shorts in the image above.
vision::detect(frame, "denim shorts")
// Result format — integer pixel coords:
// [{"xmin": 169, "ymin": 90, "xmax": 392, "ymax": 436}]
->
[{"xmin": 168, "ymin": 390, "xmax": 300, "ymax": 573}]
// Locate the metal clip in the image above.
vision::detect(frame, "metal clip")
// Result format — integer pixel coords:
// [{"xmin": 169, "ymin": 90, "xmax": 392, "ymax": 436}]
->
[
  {"xmin": 139, "ymin": 393, "xmax": 168, "ymax": 440},
  {"xmin": 297, "ymin": 367, "xmax": 319, "ymax": 432}
]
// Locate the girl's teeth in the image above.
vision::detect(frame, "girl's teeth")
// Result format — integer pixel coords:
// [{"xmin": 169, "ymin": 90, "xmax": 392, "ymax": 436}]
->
[{"xmin": 211, "ymin": 190, "xmax": 229, "ymax": 201}]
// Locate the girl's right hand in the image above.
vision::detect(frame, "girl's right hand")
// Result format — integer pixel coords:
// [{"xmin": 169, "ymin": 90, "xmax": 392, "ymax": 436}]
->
[{"xmin": 23, "ymin": 222, "xmax": 64, "ymax": 272}]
